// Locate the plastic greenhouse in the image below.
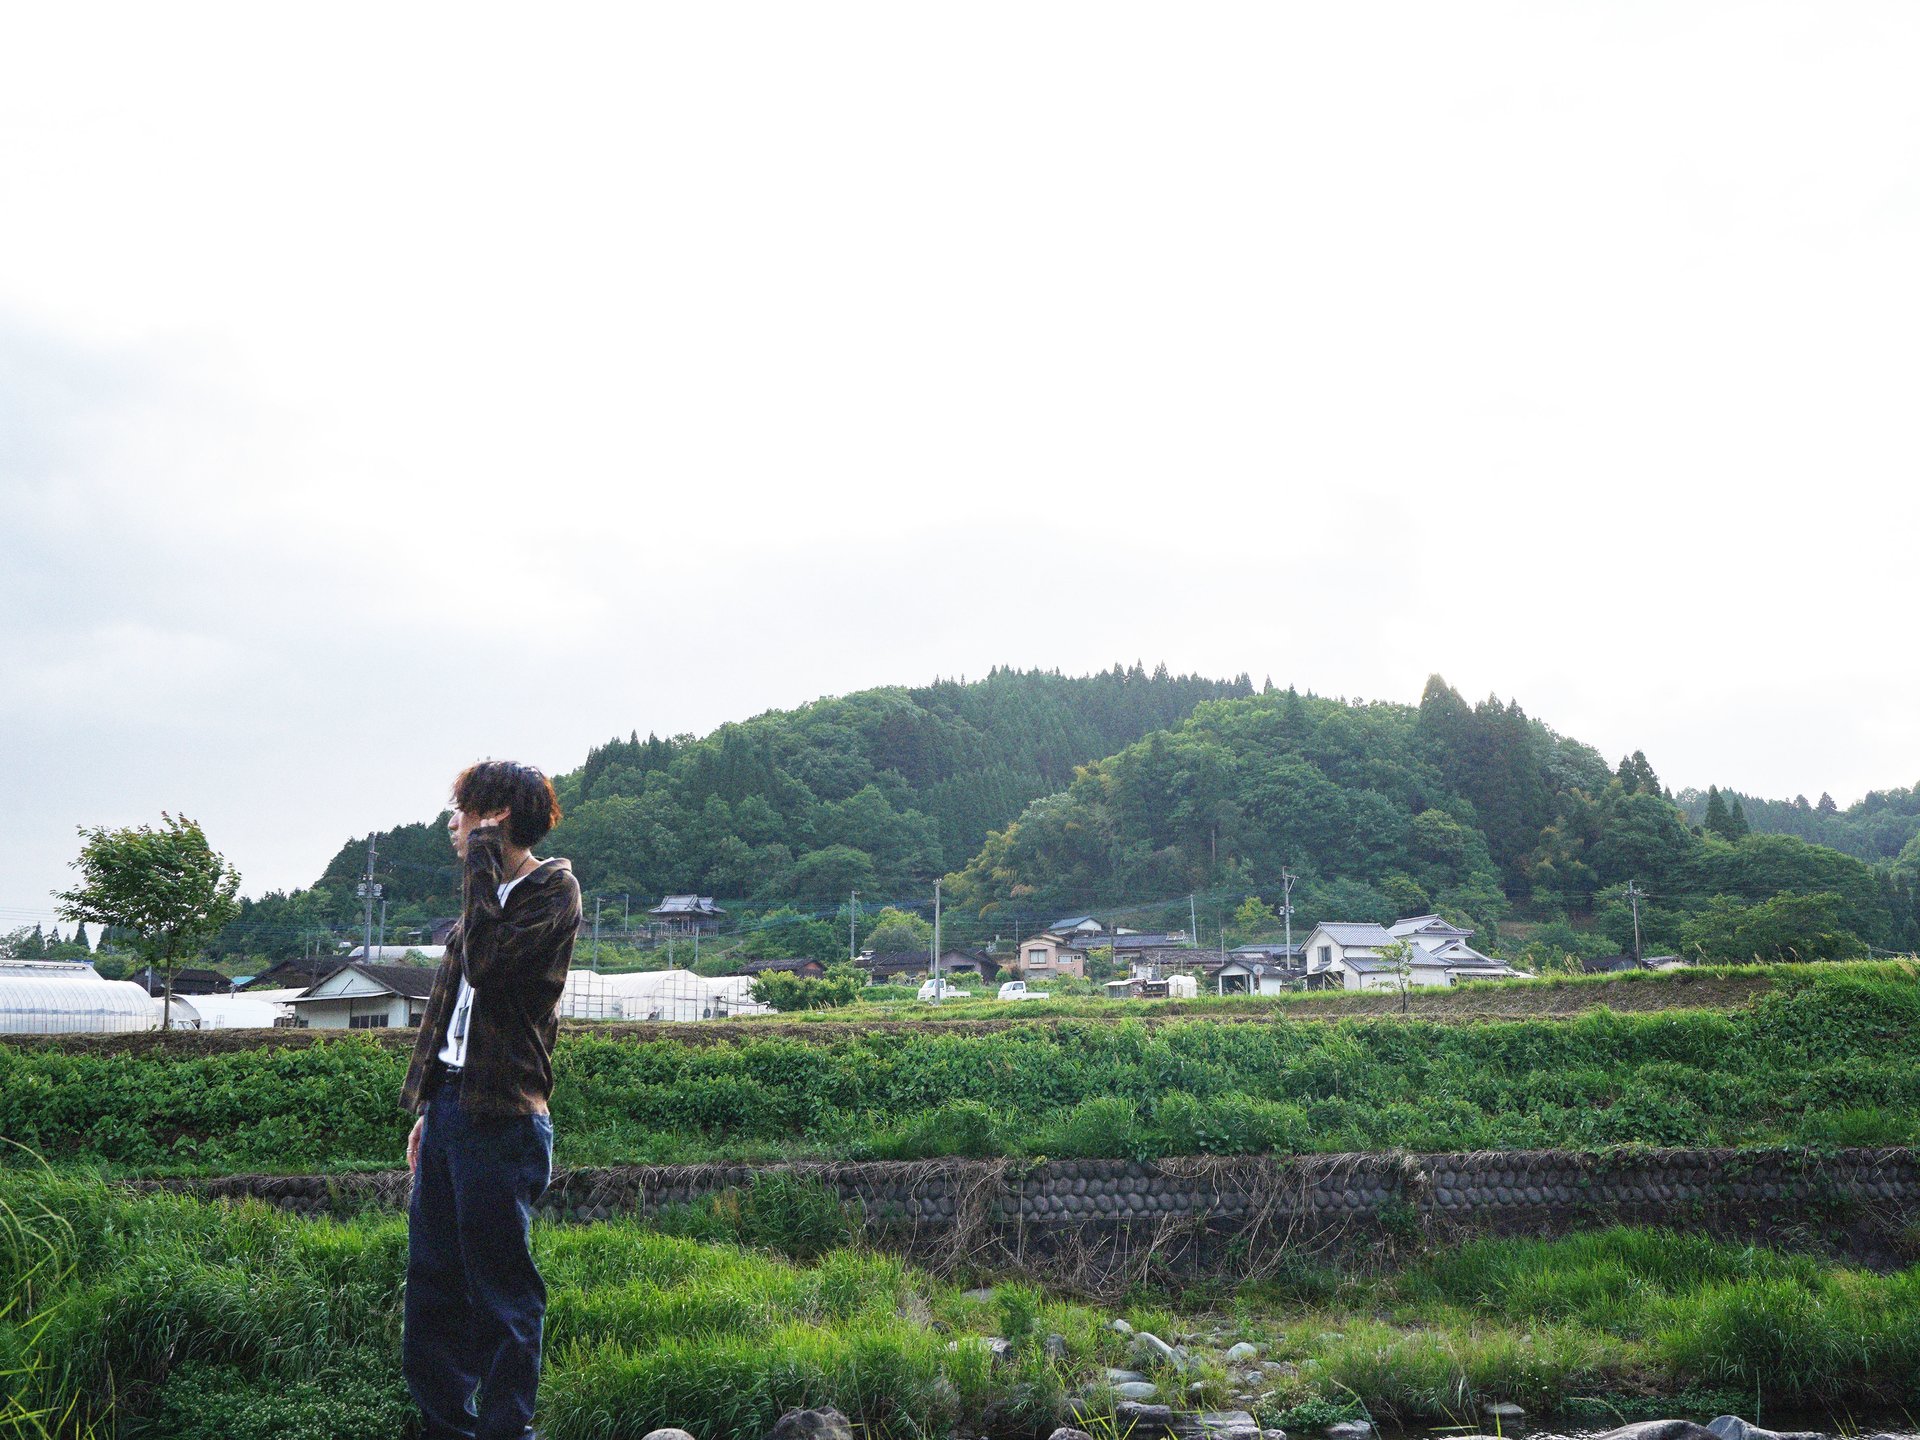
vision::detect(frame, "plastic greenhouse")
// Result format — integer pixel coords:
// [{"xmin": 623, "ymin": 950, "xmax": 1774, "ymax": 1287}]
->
[{"xmin": 0, "ymin": 959, "xmax": 160, "ymax": 1034}]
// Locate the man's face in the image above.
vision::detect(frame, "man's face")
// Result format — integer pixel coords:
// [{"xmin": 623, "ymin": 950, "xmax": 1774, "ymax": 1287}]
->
[{"xmin": 447, "ymin": 805, "xmax": 505, "ymax": 858}]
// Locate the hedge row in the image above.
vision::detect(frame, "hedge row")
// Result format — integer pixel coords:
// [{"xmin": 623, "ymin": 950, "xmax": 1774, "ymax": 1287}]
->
[{"xmin": 4, "ymin": 969, "xmax": 1918, "ymax": 1174}]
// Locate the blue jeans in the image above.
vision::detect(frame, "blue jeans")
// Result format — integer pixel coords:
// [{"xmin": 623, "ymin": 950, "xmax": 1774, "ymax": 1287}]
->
[{"xmin": 403, "ymin": 1075, "xmax": 554, "ymax": 1440}]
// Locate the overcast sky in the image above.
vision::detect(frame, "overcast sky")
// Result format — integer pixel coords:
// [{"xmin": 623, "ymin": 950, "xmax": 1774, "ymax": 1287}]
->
[{"xmin": 3, "ymin": 3, "xmax": 1915, "ymax": 926}]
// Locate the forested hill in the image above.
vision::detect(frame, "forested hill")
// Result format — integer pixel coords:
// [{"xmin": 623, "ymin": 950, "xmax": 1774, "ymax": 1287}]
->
[
  {"xmin": 293, "ymin": 665, "xmax": 1251, "ymax": 925},
  {"xmin": 1675, "ymin": 784, "xmax": 1920, "ymax": 870},
  {"xmin": 944, "ymin": 678, "xmax": 1920, "ymax": 961}
]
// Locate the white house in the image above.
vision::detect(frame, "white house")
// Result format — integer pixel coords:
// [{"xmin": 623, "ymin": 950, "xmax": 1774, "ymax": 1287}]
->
[
  {"xmin": 288, "ymin": 962, "xmax": 436, "ymax": 1029},
  {"xmin": 1302, "ymin": 916, "xmax": 1529, "ymax": 992}
]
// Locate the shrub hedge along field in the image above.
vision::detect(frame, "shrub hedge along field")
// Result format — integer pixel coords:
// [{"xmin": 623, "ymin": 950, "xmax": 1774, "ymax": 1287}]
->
[{"xmin": 5, "ymin": 966, "xmax": 1919, "ymax": 1175}]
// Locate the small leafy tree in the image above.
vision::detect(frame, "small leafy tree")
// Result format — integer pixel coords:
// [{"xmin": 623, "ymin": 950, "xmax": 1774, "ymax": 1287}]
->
[
  {"xmin": 751, "ymin": 961, "xmax": 865, "ymax": 1013},
  {"xmin": 1376, "ymin": 938, "xmax": 1415, "ymax": 1013},
  {"xmin": 860, "ymin": 906, "xmax": 933, "ymax": 955},
  {"xmin": 55, "ymin": 814, "xmax": 241, "ymax": 1031}
]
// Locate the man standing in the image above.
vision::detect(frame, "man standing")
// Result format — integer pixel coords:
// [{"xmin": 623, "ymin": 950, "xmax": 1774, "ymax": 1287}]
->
[{"xmin": 400, "ymin": 760, "xmax": 581, "ymax": 1440}]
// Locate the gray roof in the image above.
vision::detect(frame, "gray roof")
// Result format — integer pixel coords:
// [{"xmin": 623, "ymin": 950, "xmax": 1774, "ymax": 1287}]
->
[
  {"xmin": 1314, "ymin": 922, "xmax": 1395, "ymax": 946},
  {"xmin": 294, "ymin": 962, "xmax": 437, "ymax": 1000},
  {"xmin": 651, "ymin": 895, "xmax": 725, "ymax": 916},
  {"xmin": 1049, "ymin": 915, "xmax": 1099, "ymax": 930}
]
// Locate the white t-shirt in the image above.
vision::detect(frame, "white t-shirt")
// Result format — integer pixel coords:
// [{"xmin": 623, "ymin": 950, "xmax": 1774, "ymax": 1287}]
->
[{"xmin": 438, "ymin": 867, "xmax": 536, "ymax": 1068}]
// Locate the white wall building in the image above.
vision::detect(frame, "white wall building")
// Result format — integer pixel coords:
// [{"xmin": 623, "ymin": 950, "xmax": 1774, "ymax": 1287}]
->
[
  {"xmin": 288, "ymin": 963, "xmax": 435, "ymax": 1029},
  {"xmin": 1302, "ymin": 916, "xmax": 1529, "ymax": 991},
  {"xmin": 557, "ymin": 967, "xmax": 772, "ymax": 1023}
]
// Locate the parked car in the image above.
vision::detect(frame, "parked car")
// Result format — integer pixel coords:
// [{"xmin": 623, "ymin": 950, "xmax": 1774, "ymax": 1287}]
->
[
  {"xmin": 998, "ymin": 980, "xmax": 1050, "ymax": 1001},
  {"xmin": 917, "ymin": 977, "xmax": 970, "ymax": 1002}
]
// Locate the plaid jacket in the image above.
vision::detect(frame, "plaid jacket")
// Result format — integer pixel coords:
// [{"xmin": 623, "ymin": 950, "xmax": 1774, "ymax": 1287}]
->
[{"xmin": 399, "ymin": 827, "xmax": 582, "ymax": 1118}]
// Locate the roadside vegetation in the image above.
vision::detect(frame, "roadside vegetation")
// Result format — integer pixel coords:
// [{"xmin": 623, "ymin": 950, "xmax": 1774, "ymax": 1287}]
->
[
  {"xmin": 6, "ymin": 1170, "xmax": 1920, "ymax": 1440},
  {"xmin": 5, "ymin": 963, "xmax": 1918, "ymax": 1177}
]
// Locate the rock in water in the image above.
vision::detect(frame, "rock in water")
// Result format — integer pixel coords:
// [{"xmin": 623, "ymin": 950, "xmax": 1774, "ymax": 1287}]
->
[
  {"xmin": 1707, "ymin": 1419, "xmax": 1825, "ymax": 1440},
  {"xmin": 768, "ymin": 1409, "xmax": 854, "ymax": 1440},
  {"xmin": 1594, "ymin": 1424, "xmax": 1720, "ymax": 1440},
  {"xmin": 1323, "ymin": 1424, "xmax": 1374, "ymax": 1440},
  {"xmin": 1483, "ymin": 1403, "xmax": 1526, "ymax": 1423},
  {"xmin": 1170, "ymin": 1410, "xmax": 1261, "ymax": 1440}
]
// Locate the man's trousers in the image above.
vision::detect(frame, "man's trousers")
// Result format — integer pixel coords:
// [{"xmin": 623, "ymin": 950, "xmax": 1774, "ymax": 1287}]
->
[{"xmin": 403, "ymin": 1074, "xmax": 554, "ymax": 1440}]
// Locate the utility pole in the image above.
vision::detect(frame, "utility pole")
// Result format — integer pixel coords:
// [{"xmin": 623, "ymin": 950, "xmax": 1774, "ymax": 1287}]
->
[
  {"xmin": 932, "ymin": 878, "xmax": 943, "ymax": 1003},
  {"xmin": 357, "ymin": 834, "xmax": 381, "ymax": 963},
  {"xmin": 1281, "ymin": 867, "xmax": 1296, "ymax": 974},
  {"xmin": 377, "ymin": 898, "xmax": 387, "ymax": 955},
  {"xmin": 1626, "ymin": 881, "xmax": 1645, "ymax": 964},
  {"xmin": 849, "ymin": 890, "xmax": 859, "ymax": 961},
  {"xmin": 591, "ymin": 896, "xmax": 602, "ymax": 971},
  {"xmin": 622, "ymin": 893, "xmax": 630, "ymax": 937},
  {"xmin": 1189, "ymin": 894, "xmax": 1199, "ymax": 948}
]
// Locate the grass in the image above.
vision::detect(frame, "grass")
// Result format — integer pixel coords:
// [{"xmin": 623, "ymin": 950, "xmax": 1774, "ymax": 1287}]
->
[
  {"xmin": 5, "ymin": 962, "xmax": 1920, "ymax": 1176},
  {"xmin": 8, "ymin": 1169, "xmax": 1920, "ymax": 1437}
]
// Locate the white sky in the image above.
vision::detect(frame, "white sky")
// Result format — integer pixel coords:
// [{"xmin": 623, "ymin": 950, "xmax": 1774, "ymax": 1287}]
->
[{"xmin": 3, "ymin": 3, "xmax": 1916, "ymax": 925}]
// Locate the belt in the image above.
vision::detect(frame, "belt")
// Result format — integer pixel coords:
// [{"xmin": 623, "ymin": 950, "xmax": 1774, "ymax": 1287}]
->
[{"xmin": 441, "ymin": 1064, "xmax": 464, "ymax": 1081}]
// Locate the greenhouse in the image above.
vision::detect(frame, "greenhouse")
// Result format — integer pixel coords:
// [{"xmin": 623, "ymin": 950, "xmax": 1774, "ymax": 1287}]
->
[
  {"xmin": 557, "ymin": 967, "xmax": 770, "ymax": 1023},
  {"xmin": 0, "ymin": 959, "xmax": 159, "ymax": 1034}
]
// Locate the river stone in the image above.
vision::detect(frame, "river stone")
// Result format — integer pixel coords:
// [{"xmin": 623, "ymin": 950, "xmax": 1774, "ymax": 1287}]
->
[
  {"xmin": 1171, "ymin": 1412, "xmax": 1261, "ymax": 1440},
  {"xmin": 1046, "ymin": 1333, "xmax": 1069, "ymax": 1362},
  {"xmin": 1110, "ymin": 1318, "xmax": 1136, "ymax": 1336},
  {"xmin": 768, "ymin": 1410, "xmax": 854, "ymax": 1440},
  {"xmin": 1593, "ymin": 1424, "xmax": 1720, "ymax": 1440},
  {"xmin": 1225, "ymin": 1342, "xmax": 1260, "ymax": 1363},
  {"xmin": 1483, "ymin": 1403, "xmax": 1526, "ymax": 1421},
  {"xmin": 961, "ymin": 1287, "xmax": 996, "ymax": 1302},
  {"xmin": 1117, "ymin": 1402, "xmax": 1176, "ymax": 1435},
  {"xmin": 1048, "ymin": 1429, "xmax": 1098, "ymax": 1440},
  {"xmin": 1708, "ymin": 1420, "xmax": 1825, "ymax": 1440},
  {"xmin": 1106, "ymin": 1368, "xmax": 1149, "ymax": 1384},
  {"xmin": 1114, "ymin": 1382, "xmax": 1161, "ymax": 1401},
  {"xmin": 1262, "ymin": 1431, "xmax": 1289, "ymax": 1440},
  {"xmin": 1132, "ymin": 1332, "xmax": 1183, "ymax": 1369},
  {"xmin": 642, "ymin": 1431, "xmax": 697, "ymax": 1440},
  {"xmin": 1323, "ymin": 1424, "xmax": 1373, "ymax": 1440}
]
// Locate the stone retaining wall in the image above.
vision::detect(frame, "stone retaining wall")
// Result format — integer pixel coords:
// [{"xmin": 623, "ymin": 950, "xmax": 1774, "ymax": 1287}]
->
[{"xmin": 130, "ymin": 1146, "xmax": 1920, "ymax": 1281}]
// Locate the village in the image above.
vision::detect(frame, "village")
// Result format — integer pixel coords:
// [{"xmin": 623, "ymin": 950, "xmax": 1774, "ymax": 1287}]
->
[{"xmin": 0, "ymin": 890, "xmax": 1583, "ymax": 1035}]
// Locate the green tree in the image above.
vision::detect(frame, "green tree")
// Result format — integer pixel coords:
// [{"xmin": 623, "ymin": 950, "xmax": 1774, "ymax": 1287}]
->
[
  {"xmin": 750, "ymin": 961, "xmax": 865, "ymax": 1012},
  {"xmin": 861, "ymin": 906, "xmax": 934, "ymax": 954},
  {"xmin": 1679, "ymin": 891, "xmax": 1868, "ymax": 964},
  {"xmin": 1228, "ymin": 895, "xmax": 1280, "ymax": 944},
  {"xmin": 734, "ymin": 907, "xmax": 841, "ymax": 963},
  {"xmin": 1703, "ymin": 786, "xmax": 1732, "ymax": 839},
  {"xmin": 55, "ymin": 814, "xmax": 242, "ymax": 1030},
  {"xmin": 1377, "ymin": 938, "xmax": 1416, "ymax": 1013}
]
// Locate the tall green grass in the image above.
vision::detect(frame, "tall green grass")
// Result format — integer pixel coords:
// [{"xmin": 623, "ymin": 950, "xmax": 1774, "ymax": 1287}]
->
[
  {"xmin": 7, "ymin": 1171, "xmax": 1920, "ymax": 1436},
  {"xmin": 5, "ymin": 963, "xmax": 1920, "ymax": 1174}
]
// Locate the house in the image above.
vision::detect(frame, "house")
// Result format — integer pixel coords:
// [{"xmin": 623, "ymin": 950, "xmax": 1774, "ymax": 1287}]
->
[
  {"xmin": 1204, "ymin": 952, "xmax": 1304, "ymax": 996},
  {"xmin": 936, "ymin": 949, "xmax": 993, "ymax": 977},
  {"xmin": 1580, "ymin": 953, "xmax": 1650, "ymax": 975},
  {"xmin": 649, "ymin": 896, "xmax": 726, "ymax": 937},
  {"xmin": 1045, "ymin": 915, "xmax": 1109, "ymax": 941},
  {"xmin": 859, "ymin": 951, "xmax": 931, "ymax": 982},
  {"xmin": 1301, "ymin": 916, "xmax": 1528, "ymax": 992},
  {"xmin": 1016, "ymin": 936, "xmax": 1086, "ymax": 980},
  {"xmin": 128, "ymin": 965, "xmax": 234, "ymax": 997},
  {"xmin": 858, "ymin": 949, "xmax": 989, "ymax": 982},
  {"xmin": 286, "ymin": 963, "xmax": 437, "ymax": 1029},
  {"xmin": 344, "ymin": 944, "xmax": 447, "ymax": 964},
  {"xmin": 1066, "ymin": 933, "xmax": 1195, "ymax": 975},
  {"xmin": 738, "ymin": 957, "xmax": 827, "ymax": 979},
  {"xmin": 242, "ymin": 956, "xmax": 343, "ymax": 992}
]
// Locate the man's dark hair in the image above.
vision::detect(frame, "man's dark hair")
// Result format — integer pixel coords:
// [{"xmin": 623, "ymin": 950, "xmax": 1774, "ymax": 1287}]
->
[{"xmin": 452, "ymin": 761, "xmax": 563, "ymax": 848}]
